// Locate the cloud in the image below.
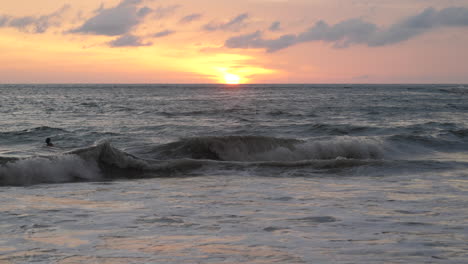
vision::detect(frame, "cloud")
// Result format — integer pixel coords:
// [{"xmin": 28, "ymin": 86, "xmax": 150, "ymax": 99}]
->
[
  {"xmin": 153, "ymin": 29, "xmax": 175, "ymax": 38},
  {"xmin": 0, "ymin": 15, "xmax": 10, "ymax": 27},
  {"xmin": 225, "ymin": 30, "xmax": 296, "ymax": 52},
  {"xmin": 153, "ymin": 5, "xmax": 180, "ymax": 20},
  {"xmin": 107, "ymin": 34, "xmax": 152, "ymax": 47},
  {"xmin": 137, "ymin": 7, "xmax": 153, "ymax": 18},
  {"xmin": 353, "ymin": 74, "xmax": 370, "ymax": 80},
  {"xmin": 69, "ymin": 0, "xmax": 151, "ymax": 36},
  {"xmin": 269, "ymin": 21, "xmax": 281, "ymax": 31},
  {"xmin": 296, "ymin": 18, "xmax": 378, "ymax": 48},
  {"xmin": 0, "ymin": 5, "xmax": 70, "ymax": 33},
  {"xmin": 225, "ymin": 7, "xmax": 468, "ymax": 52},
  {"xmin": 179, "ymin": 13, "xmax": 202, "ymax": 24},
  {"xmin": 369, "ymin": 7, "xmax": 468, "ymax": 46},
  {"xmin": 224, "ymin": 30, "xmax": 263, "ymax": 48},
  {"xmin": 203, "ymin": 13, "xmax": 249, "ymax": 31}
]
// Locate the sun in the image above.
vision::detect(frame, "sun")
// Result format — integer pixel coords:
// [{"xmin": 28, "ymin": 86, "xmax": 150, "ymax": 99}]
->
[{"xmin": 224, "ymin": 73, "xmax": 241, "ymax": 84}]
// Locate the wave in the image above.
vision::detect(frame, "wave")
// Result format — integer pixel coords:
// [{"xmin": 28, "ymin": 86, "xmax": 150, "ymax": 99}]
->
[
  {"xmin": 0, "ymin": 142, "xmax": 208, "ymax": 186},
  {"xmin": 438, "ymin": 87, "xmax": 468, "ymax": 95},
  {"xmin": 138, "ymin": 135, "xmax": 386, "ymax": 161},
  {"xmin": 0, "ymin": 126, "xmax": 67, "ymax": 137},
  {"xmin": 267, "ymin": 110, "xmax": 307, "ymax": 118},
  {"xmin": 160, "ymin": 109, "xmax": 232, "ymax": 117},
  {"xmin": 308, "ymin": 123, "xmax": 375, "ymax": 135},
  {"xmin": 0, "ymin": 143, "xmax": 134, "ymax": 186},
  {"xmin": 0, "ymin": 126, "xmax": 69, "ymax": 147},
  {"xmin": 1, "ymin": 132, "xmax": 465, "ymax": 186},
  {"xmin": 0, "ymin": 126, "xmax": 124, "ymax": 154},
  {"xmin": 306, "ymin": 122, "xmax": 464, "ymax": 137},
  {"xmin": 387, "ymin": 133, "xmax": 466, "ymax": 149},
  {"xmin": 448, "ymin": 129, "xmax": 468, "ymax": 138},
  {"xmin": 0, "ymin": 136, "xmax": 388, "ymax": 186},
  {"xmin": 0, "ymin": 154, "xmax": 102, "ymax": 186}
]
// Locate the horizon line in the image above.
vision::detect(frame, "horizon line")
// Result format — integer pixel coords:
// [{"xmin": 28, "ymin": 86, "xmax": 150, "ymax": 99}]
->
[{"xmin": 0, "ymin": 83, "xmax": 467, "ymax": 85}]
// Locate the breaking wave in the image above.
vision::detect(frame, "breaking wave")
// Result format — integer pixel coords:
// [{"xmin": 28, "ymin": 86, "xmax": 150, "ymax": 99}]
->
[
  {"xmin": 1, "ymin": 133, "xmax": 464, "ymax": 186},
  {"xmin": 144, "ymin": 136, "xmax": 386, "ymax": 161},
  {"xmin": 0, "ymin": 136, "xmax": 391, "ymax": 186}
]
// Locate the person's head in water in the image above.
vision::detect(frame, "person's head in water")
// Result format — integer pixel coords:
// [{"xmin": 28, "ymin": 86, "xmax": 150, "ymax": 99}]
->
[{"xmin": 45, "ymin": 138, "xmax": 53, "ymax": 147}]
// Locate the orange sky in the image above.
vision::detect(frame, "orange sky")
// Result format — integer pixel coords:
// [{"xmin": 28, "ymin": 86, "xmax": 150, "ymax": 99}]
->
[{"xmin": 1, "ymin": 0, "xmax": 468, "ymax": 83}]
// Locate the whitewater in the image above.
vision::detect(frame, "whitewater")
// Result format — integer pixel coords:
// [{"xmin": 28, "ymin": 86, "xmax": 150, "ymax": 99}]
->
[{"xmin": 0, "ymin": 84, "xmax": 467, "ymax": 263}]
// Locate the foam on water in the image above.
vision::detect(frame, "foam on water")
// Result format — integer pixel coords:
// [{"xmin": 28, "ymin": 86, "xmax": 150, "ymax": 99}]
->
[{"xmin": 0, "ymin": 155, "xmax": 101, "ymax": 186}]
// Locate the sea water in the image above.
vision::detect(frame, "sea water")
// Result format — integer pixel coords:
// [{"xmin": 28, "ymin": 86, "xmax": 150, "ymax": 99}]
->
[{"xmin": 0, "ymin": 84, "xmax": 467, "ymax": 263}]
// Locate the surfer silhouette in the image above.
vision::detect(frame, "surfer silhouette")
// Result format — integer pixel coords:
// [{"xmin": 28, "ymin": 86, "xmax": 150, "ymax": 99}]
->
[{"xmin": 45, "ymin": 138, "xmax": 54, "ymax": 147}]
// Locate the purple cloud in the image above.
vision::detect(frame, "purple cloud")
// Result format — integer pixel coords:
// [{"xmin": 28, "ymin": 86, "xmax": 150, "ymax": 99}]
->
[
  {"xmin": 153, "ymin": 30, "xmax": 175, "ymax": 38},
  {"xmin": 203, "ymin": 13, "xmax": 249, "ymax": 31},
  {"xmin": 153, "ymin": 5, "xmax": 180, "ymax": 20},
  {"xmin": 269, "ymin": 21, "xmax": 281, "ymax": 31},
  {"xmin": 69, "ymin": 0, "xmax": 151, "ymax": 36},
  {"xmin": 179, "ymin": 13, "xmax": 202, "ymax": 24},
  {"xmin": 108, "ymin": 34, "xmax": 152, "ymax": 47},
  {"xmin": 225, "ymin": 7, "xmax": 468, "ymax": 52},
  {"xmin": 0, "ymin": 5, "xmax": 69, "ymax": 33}
]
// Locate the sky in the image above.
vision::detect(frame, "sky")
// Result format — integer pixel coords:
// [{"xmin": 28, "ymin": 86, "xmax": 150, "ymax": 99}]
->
[{"xmin": 1, "ymin": 0, "xmax": 468, "ymax": 84}]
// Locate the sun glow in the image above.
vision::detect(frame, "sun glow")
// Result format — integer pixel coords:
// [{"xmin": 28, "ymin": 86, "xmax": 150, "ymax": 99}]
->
[{"xmin": 224, "ymin": 73, "xmax": 241, "ymax": 84}]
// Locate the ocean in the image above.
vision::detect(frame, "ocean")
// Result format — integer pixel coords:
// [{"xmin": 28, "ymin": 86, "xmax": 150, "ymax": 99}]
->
[{"xmin": 0, "ymin": 84, "xmax": 467, "ymax": 263}]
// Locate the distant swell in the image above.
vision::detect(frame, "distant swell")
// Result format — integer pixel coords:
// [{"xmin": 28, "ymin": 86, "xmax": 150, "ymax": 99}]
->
[
  {"xmin": 308, "ymin": 123, "xmax": 374, "ymax": 135},
  {"xmin": 449, "ymin": 129, "xmax": 468, "ymax": 138},
  {"xmin": 0, "ymin": 126, "xmax": 66, "ymax": 135}
]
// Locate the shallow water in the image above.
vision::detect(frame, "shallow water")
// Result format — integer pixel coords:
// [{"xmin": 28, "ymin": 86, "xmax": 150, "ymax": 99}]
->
[{"xmin": 1, "ymin": 84, "xmax": 468, "ymax": 263}]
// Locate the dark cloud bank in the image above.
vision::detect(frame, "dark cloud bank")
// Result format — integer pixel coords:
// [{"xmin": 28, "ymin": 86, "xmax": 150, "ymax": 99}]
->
[{"xmin": 226, "ymin": 7, "xmax": 468, "ymax": 52}]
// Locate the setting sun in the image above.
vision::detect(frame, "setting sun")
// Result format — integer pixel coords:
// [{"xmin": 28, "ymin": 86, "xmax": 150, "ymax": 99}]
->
[{"xmin": 224, "ymin": 73, "xmax": 241, "ymax": 84}]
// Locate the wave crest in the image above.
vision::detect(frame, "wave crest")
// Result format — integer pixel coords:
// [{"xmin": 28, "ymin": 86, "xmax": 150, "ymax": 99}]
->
[
  {"xmin": 0, "ymin": 136, "xmax": 389, "ymax": 186},
  {"xmin": 144, "ymin": 136, "xmax": 385, "ymax": 161},
  {"xmin": 0, "ymin": 142, "xmax": 149, "ymax": 186}
]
